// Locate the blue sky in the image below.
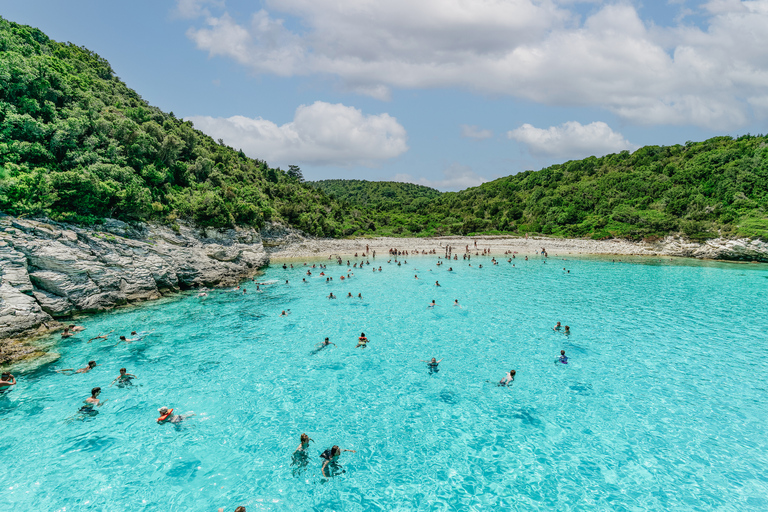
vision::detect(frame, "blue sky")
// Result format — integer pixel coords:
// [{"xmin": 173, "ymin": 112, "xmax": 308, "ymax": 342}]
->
[{"xmin": 3, "ymin": 0, "xmax": 768, "ymax": 190}]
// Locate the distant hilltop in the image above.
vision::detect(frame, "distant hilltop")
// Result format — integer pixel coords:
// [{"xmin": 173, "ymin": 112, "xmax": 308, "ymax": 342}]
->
[{"xmin": 0, "ymin": 16, "xmax": 766, "ymax": 242}]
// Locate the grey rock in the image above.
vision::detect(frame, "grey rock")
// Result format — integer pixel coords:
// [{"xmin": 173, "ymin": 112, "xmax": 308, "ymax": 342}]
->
[{"xmin": 0, "ymin": 216, "xmax": 270, "ymax": 347}]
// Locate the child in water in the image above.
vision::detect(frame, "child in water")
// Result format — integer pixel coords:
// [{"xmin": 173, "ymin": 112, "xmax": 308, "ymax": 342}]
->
[{"xmin": 559, "ymin": 350, "xmax": 568, "ymax": 364}]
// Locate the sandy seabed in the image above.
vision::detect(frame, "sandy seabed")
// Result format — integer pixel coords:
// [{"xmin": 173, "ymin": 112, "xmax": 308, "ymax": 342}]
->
[{"xmin": 265, "ymin": 235, "xmax": 652, "ymax": 261}]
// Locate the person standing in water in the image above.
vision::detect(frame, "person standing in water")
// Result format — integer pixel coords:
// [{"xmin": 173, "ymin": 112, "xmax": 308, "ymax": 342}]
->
[
  {"xmin": 79, "ymin": 387, "xmax": 106, "ymax": 414},
  {"xmin": 110, "ymin": 368, "xmax": 138, "ymax": 387},
  {"xmin": 558, "ymin": 350, "xmax": 568, "ymax": 364},
  {"xmin": 0, "ymin": 372, "xmax": 16, "ymax": 392},
  {"xmin": 356, "ymin": 333, "xmax": 369, "ymax": 348},
  {"xmin": 321, "ymin": 445, "xmax": 356, "ymax": 477},
  {"xmin": 294, "ymin": 433, "xmax": 314, "ymax": 453},
  {"xmin": 553, "ymin": 322, "xmax": 562, "ymax": 331},
  {"xmin": 499, "ymin": 369, "xmax": 516, "ymax": 387}
]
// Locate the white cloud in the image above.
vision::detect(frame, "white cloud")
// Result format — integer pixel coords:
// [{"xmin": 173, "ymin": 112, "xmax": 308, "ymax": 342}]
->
[
  {"xmin": 187, "ymin": 101, "xmax": 408, "ymax": 167},
  {"xmin": 394, "ymin": 164, "xmax": 488, "ymax": 192},
  {"xmin": 174, "ymin": 0, "xmax": 223, "ymax": 19},
  {"xmin": 461, "ymin": 125, "xmax": 493, "ymax": 140},
  {"xmin": 179, "ymin": 0, "xmax": 768, "ymax": 129},
  {"xmin": 508, "ymin": 121, "xmax": 637, "ymax": 159}
]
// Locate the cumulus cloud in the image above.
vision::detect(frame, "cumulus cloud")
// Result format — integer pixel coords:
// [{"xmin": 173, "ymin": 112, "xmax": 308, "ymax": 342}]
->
[
  {"xmin": 394, "ymin": 164, "xmax": 488, "ymax": 192},
  {"xmin": 461, "ymin": 124, "xmax": 493, "ymax": 140},
  {"xmin": 188, "ymin": 101, "xmax": 408, "ymax": 167},
  {"xmin": 174, "ymin": 0, "xmax": 223, "ymax": 19},
  {"xmin": 508, "ymin": 121, "xmax": 637, "ymax": 159},
  {"xmin": 180, "ymin": 0, "xmax": 768, "ymax": 129}
]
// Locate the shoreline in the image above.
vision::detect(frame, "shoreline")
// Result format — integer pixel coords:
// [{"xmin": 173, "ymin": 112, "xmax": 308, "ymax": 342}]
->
[{"xmin": 264, "ymin": 234, "xmax": 768, "ymax": 262}]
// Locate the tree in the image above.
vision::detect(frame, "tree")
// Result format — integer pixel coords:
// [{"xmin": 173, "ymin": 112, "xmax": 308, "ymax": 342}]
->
[{"xmin": 287, "ymin": 165, "xmax": 304, "ymax": 182}]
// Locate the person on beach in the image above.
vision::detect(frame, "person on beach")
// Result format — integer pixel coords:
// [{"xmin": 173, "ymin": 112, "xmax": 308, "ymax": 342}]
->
[
  {"xmin": 553, "ymin": 322, "xmax": 562, "ymax": 331},
  {"xmin": 80, "ymin": 387, "xmax": 106, "ymax": 414},
  {"xmin": 0, "ymin": 372, "xmax": 16, "ymax": 392},
  {"xmin": 321, "ymin": 445, "xmax": 356, "ymax": 478},
  {"xmin": 157, "ymin": 406, "xmax": 195, "ymax": 424},
  {"xmin": 558, "ymin": 350, "xmax": 568, "ymax": 364},
  {"xmin": 57, "ymin": 361, "xmax": 98, "ymax": 374},
  {"xmin": 499, "ymin": 369, "xmax": 516, "ymax": 387},
  {"xmin": 110, "ymin": 368, "xmax": 137, "ymax": 387},
  {"xmin": 422, "ymin": 357, "xmax": 443, "ymax": 373},
  {"xmin": 356, "ymin": 333, "xmax": 369, "ymax": 348}
]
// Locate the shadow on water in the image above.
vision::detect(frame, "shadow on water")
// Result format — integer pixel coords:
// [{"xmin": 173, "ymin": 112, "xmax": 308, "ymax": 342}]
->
[
  {"xmin": 438, "ymin": 389, "xmax": 459, "ymax": 405},
  {"xmin": 166, "ymin": 458, "xmax": 201, "ymax": 481},
  {"xmin": 569, "ymin": 382, "xmax": 594, "ymax": 395},
  {"xmin": 197, "ymin": 361, "xmax": 221, "ymax": 373},
  {"xmin": 66, "ymin": 433, "xmax": 116, "ymax": 453},
  {"xmin": 291, "ymin": 451, "xmax": 309, "ymax": 477},
  {"xmin": 510, "ymin": 407, "xmax": 543, "ymax": 428}
]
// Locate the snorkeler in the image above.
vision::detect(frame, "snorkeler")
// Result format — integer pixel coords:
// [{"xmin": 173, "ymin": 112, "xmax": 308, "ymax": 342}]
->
[
  {"xmin": 553, "ymin": 322, "xmax": 562, "ymax": 331},
  {"xmin": 110, "ymin": 368, "xmax": 138, "ymax": 387},
  {"xmin": 421, "ymin": 357, "xmax": 443, "ymax": 373},
  {"xmin": 0, "ymin": 372, "xmax": 16, "ymax": 392},
  {"xmin": 56, "ymin": 361, "xmax": 98, "ymax": 374},
  {"xmin": 499, "ymin": 369, "xmax": 516, "ymax": 387},
  {"xmin": 157, "ymin": 406, "xmax": 195, "ymax": 424},
  {"xmin": 356, "ymin": 333, "xmax": 369, "ymax": 348},
  {"xmin": 558, "ymin": 350, "xmax": 568, "ymax": 364},
  {"xmin": 321, "ymin": 445, "xmax": 356, "ymax": 478}
]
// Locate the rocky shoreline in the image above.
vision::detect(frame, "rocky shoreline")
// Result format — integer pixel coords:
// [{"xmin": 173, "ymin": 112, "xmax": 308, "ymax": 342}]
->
[
  {"xmin": 2, "ymin": 215, "xmax": 766, "ymax": 365},
  {"xmin": 0, "ymin": 216, "xmax": 270, "ymax": 363}
]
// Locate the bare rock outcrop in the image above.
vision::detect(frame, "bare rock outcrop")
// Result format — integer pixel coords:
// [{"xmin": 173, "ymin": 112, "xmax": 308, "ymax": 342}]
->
[{"xmin": 0, "ymin": 215, "xmax": 269, "ymax": 360}]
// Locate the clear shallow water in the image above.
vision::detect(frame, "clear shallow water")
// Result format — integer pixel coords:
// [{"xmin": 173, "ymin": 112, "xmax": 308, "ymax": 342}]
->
[{"xmin": 2, "ymin": 255, "xmax": 768, "ymax": 511}]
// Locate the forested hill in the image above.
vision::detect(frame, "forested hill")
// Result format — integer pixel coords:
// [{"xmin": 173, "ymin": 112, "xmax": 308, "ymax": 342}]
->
[
  {"xmin": 305, "ymin": 137, "xmax": 768, "ymax": 241},
  {"xmin": 0, "ymin": 17, "xmax": 376, "ymax": 237},
  {"xmin": 307, "ymin": 180, "xmax": 441, "ymax": 211}
]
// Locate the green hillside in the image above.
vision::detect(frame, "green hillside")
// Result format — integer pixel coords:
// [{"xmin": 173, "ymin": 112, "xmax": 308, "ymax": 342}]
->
[
  {"xmin": 307, "ymin": 179, "xmax": 441, "ymax": 211},
  {"xmin": 0, "ymin": 17, "xmax": 375, "ymax": 237},
  {"xmin": 1, "ymin": 16, "xmax": 766, "ymax": 242}
]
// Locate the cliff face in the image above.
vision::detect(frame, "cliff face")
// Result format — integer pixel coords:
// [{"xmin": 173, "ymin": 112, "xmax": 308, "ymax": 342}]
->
[
  {"xmin": 0, "ymin": 216, "xmax": 269, "ymax": 361},
  {"xmin": 648, "ymin": 236, "xmax": 768, "ymax": 262}
]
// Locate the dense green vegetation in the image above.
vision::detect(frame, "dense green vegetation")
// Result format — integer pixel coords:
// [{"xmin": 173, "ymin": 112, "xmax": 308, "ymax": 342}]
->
[
  {"xmin": 308, "ymin": 180, "xmax": 441, "ymax": 211},
  {"xmin": 0, "ymin": 17, "xmax": 376, "ymax": 236},
  {"xmin": 1, "ymin": 17, "xmax": 766, "ymax": 241}
]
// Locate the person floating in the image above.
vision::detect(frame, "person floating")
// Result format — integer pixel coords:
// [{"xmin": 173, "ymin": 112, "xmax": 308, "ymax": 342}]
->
[
  {"xmin": 320, "ymin": 445, "xmax": 356, "ymax": 478},
  {"xmin": 56, "ymin": 361, "xmax": 98, "ymax": 374},
  {"xmin": 422, "ymin": 357, "xmax": 443, "ymax": 373},
  {"xmin": 453, "ymin": 299, "xmax": 460, "ymax": 307},
  {"xmin": 356, "ymin": 333, "xmax": 369, "ymax": 348},
  {"xmin": 157, "ymin": 406, "xmax": 195, "ymax": 424},
  {"xmin": 110, "ymin": 368, "xmax": 138, "ymax": 387},
  {"xmin": 499, "ymin": 369, "xmax": 516, "ymax": 387},
  {"xmin": 558, "ymin": 350, "xmax": 568, "ymax": 364}
]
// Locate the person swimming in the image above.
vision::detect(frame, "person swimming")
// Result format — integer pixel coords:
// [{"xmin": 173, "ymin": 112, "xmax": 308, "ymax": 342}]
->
[
  {"xmin": 564, "ymin": 325, "xmax": 571, "ymax": 335},
  {"xmin": 157, "ymin": 406, "xmax": 195, "ymax": 424},
  {"xmin": 328, "ymin": 293, "xmax": 337, "ymax": 299},
  {"xmin": 79, "ymin": 387, "xmax": 106, "ymax": 415},
  {"xmin": 428, "ymin": 300, "xmax": 436, "ymax": 308},
  {"xmin": 553, "ymin": 322, "xmax": 562, "ymax": 331},
  {"xmin": 313, "ymin": 337, "xmax": 336, "ymax": 353},
  {"xmin": 295, "ymin": 433, "xmax": 314, "ymax": 453},
  {"xmin": 422, "ymin": 357, "xmax": 443, "ymax": 374},
  {"xmin": 320, "ymin": 445, "xmax": 356, "ymax": 478},
  {"xmin": 453, "ymin": 299, "xmax": 460, "ymax": 307},
  {"xmin": 56, "ymin": 361, "xmax": 98, "ymax": 374},
  {"xmin": 435, "ymin": 281, "xmax": 440, "ymax": 287},
  {"xmin": 356, "ymin": 333, "xmax": 369, "ymax": 348},
  {"xmin": 558, "ymin": 350, "xmax": 568, "ymax": 364},
  {"xmin": 498, "ymin": 369, "xmax": 516, "ymax": 387},
  {"xmin": 0, "ymin": 372, "xmax": 16, "ymax": 392},
  {"xmin": 110, "ymin": 368, "xmax": 137, "ymax": 387}
]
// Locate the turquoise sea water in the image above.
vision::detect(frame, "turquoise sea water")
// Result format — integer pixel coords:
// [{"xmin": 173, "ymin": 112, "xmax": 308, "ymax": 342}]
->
[{"xmin": 1, "ymin": 254, "xmax": 768, "ymax": 511}]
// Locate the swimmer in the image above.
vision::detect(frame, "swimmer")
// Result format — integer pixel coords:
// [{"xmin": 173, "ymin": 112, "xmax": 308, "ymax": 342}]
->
[
  {"xmin": 314, "ymin": 337, "xmax": 336, "ymax": 351},
  {"xmin": 198, "ymin": 291, "xmax": 208, "ymax": 297},
  {"xmin": 558, "ymin": 350, "xmax": 568, "ymax": 364},
  {"xmin": 564, "ymin": 325, "xmax": 570, "ymax": 335},
  {"xmin": 157, "ymin": 406, "xmax": 195, "ymax": 424},
  {"xmin": 0, "ymin": 372, "xmax": 16, "ymax": 392},
  {"xmin": 414, "ymin": 274, "xmax": 418, "ymax": 279},
  {"xmin": 328, "ymin": 293, "xmax": 337, "ymax": 299},
  {"xmin": 79, "ymin": 387, "xmax": 107, "ymax": 414},
  {"xmin": 356, "ymin": 333, "xmax": 369, "ymax": 348},
  {"xmin": 435, "ymin": 281, "xmax": 440, "ymax": 287},
  {"xmin": 69, "ymin": 324, "xmax": 85, "ymax": 332},
  {"xmin": 553, "ymin": 322, "xmax": 562, "ymax": 331},
  {"xmin": 56, "ymin": 361, "xmax": 98, "ymax": 374},
  {"xmin": 87, "ymin": 330, "xmax": 113, "ymax": 343},
  {"xmin": 116, "ymin": 335, "xmax": 138, "ymax": 345},
  {"xmin": 498, "ymin": 369, "xmax": 516, "ymax": 387},
  {"xmin": 357, "ymin": 293, "xmax": 362, "ymax": 299},
  {"xmin": 453, "ymin": 299, "xmax": 460, "ymax": 307},
  {"xmin": 219, "ymin": 506, "xmax": 246, "ymax": 512},
  {"xmin": 110, "ymin": 368, "xmax": 137, "ymax": 387},
  {"xmin": 295, "ymin": 433, "xmax": 314, "ymax": 453},
  {"xmin": 61, "ymin": 327, "xmax": 74, "ymax": 338},
  {"xmin": 321, "ymin": 445, "xmax": 356, "ymax": 478},
  {"xmin": 348, "ymin": 292, "xmax": 353, "ymax": 298},
  {"xmin": 421, "ymin": 357, "xmax": 443, "ymax": 373},
  {"xmin": 428, "ymin": 300, "xmax": 436, "ymax": 308},
  {"xmin": 280, "ymin": 310, "xmax": 289, "ymax": 316},
  {"xmin": 448, "ymin": 267, "xmax": 452, "ymax": 271}
]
